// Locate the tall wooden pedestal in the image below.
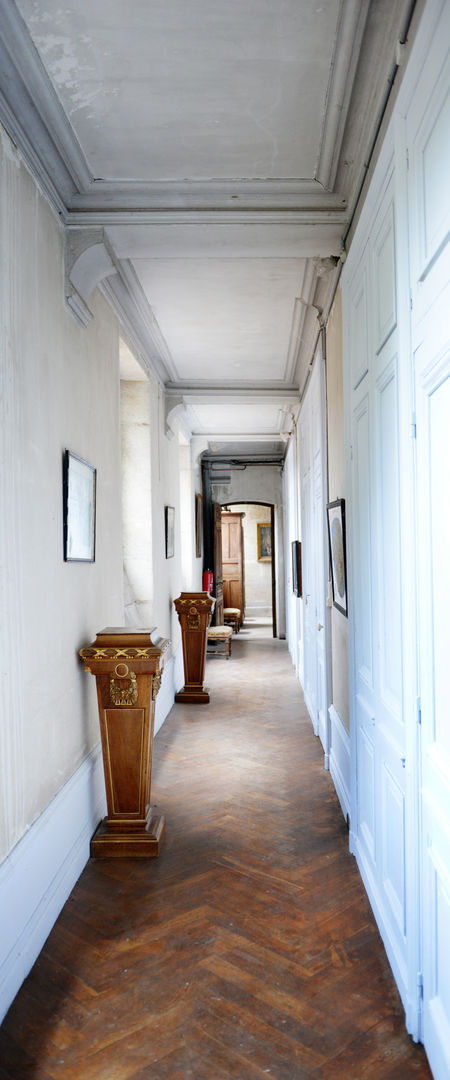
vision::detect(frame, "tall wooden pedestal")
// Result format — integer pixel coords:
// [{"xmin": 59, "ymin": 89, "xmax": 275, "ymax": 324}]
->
[
  {"xmin": 79, "ymin": 627, "xmax": 169, "ymax": 857},
  {"xmin": 174, "ymin": 592, "xmax": 215, "ymax": 704}
]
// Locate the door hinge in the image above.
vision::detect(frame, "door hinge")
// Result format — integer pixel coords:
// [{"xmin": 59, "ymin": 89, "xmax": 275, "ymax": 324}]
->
[
  {"xmin": 417, "ymin": 696, "xmax": 422, "ymax": 725},
  {"xmin": 411, "ymin": 411, "xmax": 417, "ymax": 439},
  {"xmin": 406, "ymin": 147, "xmax": 410, "ymax": 171},
  {"xmin": 417, "ymin": 971, "xmax": 424, "ymax": 999}
]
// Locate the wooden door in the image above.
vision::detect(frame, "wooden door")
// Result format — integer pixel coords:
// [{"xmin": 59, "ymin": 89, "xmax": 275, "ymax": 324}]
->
[
  {"xmin": 221, "ymin": 512, "xmax": 244, "ymax": 622},
  {"xmin": 213, "ymin": 503, "xmax": 224, "ymax": 625}
]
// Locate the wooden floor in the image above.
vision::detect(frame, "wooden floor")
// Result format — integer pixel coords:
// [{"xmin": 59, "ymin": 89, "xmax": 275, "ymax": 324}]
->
[{"xmin": 0, "ymin": 624, "xmax": 432, "ymax": 1079}]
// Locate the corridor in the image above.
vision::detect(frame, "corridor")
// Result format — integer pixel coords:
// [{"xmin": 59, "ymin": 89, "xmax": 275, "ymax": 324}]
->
[{"xmin": 0, "ymin": 626, "xmax": 431, "ymax": 1079}]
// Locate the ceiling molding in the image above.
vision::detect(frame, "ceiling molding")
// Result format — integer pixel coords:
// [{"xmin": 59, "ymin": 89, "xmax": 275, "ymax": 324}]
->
[
  {"xmin": 100, "ymin": 273, "xmax": 173, "ymax": 387},
  {"xmin": 67, "ymin": 179, "xmax": 346, "ymax": 213},
  {"xmin": 167, "ymin": 389, "xmax": 300, "ymax": 404},
  {"xmin": 283, "ymin": 260, "xmax": 318, "ymax": 385},
  {"xmin": 315, "ymin": 0, "xmax": 371, "ymax": 191},
  {"xmin": 0, "ymin": 0, "xmax": 91, "ymax": 209},
  {"xmin": 165, "ymin": 383, "xmax": 299, "ymax": 395}
]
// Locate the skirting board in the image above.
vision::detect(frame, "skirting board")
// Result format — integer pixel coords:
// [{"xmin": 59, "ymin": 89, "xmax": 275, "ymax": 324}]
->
[
  {"xmin": 329, "ymin": 704, "xmax": 351, "ymax": 824},
  {"xmin": 0, "ymin": 743, "xmax": 106, "ymax": 1024},
  {"xmin": 0, "ymin": 648, "xmax": 181, "ymax": 1023},
  {"xmin": 154, "ymin": 645, "xmax": 183, "ymax": 734}
]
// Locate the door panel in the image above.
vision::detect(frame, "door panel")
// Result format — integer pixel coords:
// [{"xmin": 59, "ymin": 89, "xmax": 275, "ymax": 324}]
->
[
  {"xmin": 407, "ymin": 6, "xmax": 450, "ymax": 1067},
  {"xmin": 299, "ymin": 357, "xmax": 329, "ymax": 756},
  {"xmin": 345, "ymin": 169, "xmax": 408, "ymax": 1006}
]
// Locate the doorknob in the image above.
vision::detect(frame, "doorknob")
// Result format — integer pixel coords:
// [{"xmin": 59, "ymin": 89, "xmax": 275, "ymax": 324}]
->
[{"xmin": 317, "ymin": 622, "xmax": 323, "ymax": 631}]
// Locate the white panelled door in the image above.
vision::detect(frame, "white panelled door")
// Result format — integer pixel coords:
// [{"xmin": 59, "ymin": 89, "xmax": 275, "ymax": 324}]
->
[
  {"xmin": 300, "ymin": 355, "xmax": 329, "ymax": 759},
  {"xmin": 345, "ymin": 165, "xmax": 411, "ymax": 1012},
  {"xmin": 407, "ymin": 3, "xmax": 450, "ymax": 1072}
]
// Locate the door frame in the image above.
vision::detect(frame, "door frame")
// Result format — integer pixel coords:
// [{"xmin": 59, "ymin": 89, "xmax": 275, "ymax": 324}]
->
[{"xmin": 221, "ymin": 501, "xmax": 277, "ymax": 638}]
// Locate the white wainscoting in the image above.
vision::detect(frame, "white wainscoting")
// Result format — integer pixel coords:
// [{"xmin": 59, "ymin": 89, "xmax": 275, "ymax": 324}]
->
[
  {"xmin": 329, "ymin": 705, "xmax": 351, "ymax": 824},
  {"xmin": 0, "ymin": 743, "xmax": 106, "ymax": 1023},
  {"xmin": 155, "ymin": 644, "xmax": 183, "ymax": 734},
  {"xmin": 0, "ymin": 647, "xmax": 181, "ymax": 1023}
]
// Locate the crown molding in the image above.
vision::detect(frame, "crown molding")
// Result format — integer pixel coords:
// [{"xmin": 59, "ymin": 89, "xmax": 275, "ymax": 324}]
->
[
  {"xmin": 100, "ymin": 273, "xmax": 174, "ymax": 387},
  {"xmin": 0, "ymin": 0, "xmax": 91, "ymax": 210},
  {"xmin": 315, "ymin": 0, "xmax": 371, "ymax": 191},
  {"xmin": 165, "ymin": 385, "xmax": 300, "ymax": 400}
]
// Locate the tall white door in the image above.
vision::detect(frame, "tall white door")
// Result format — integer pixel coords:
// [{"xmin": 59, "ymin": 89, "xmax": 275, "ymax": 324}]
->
[
  {"xmin": 300, "ymin": 354, "xmax": 329, "ymax": 759},
  {"xmin": 407, "ymin": 4, "xmax": 450, "ymax": 1071},
  {"xmin": 344, "ymin": 165, "xmax": 411, "ymax": 1015}
]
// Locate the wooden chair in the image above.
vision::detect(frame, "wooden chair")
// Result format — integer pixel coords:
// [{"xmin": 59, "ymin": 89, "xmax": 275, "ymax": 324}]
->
[
  {"xmin": 207, "ymin": 624, "xmax": 232, "ymax": 659},
  {"xmin": 223, "ymin": 607, "xmax": 241, "ymax": 633}
]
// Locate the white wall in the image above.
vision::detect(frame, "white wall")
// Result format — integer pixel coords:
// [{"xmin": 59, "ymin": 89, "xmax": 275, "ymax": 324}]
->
[
  {"xmin": 0, "ymin": 122, "xmax": 124, "ymax": 1017},
  {"xmin": 121, "ymin": 378, "xmax": 153, "ymax": 626},
  {"xmin": 231, "ymin": 503, "xmax": 272, "ymax": 617}
]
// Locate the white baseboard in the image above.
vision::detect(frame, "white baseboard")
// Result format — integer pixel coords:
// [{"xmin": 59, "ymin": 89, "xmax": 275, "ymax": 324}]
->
[
  {"xmin": 304, "ymin": 686, "xmax": 318, "ymax": 736},
  {"xmin": 329, "ymin": 704, "xmax": 351, "ymax": 824},
  {"xmin": 154, "ymin": 646, "xmax": 181, "ymax": 734},
  {"xmin": 0, "ymin": 649, "xmax": 181, "ymax": 1023},
  {"xmin": 0, "ymin": 744, "xmax": 106, "ymax": 1023}
]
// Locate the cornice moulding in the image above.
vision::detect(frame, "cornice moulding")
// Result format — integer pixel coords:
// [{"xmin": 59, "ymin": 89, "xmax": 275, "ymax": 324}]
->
[
  {"xmin": 315, "ymin": 0, "xmax": 371, "ymax": 191},
  {"xmin": 165, "ymin": 386, "xmax": 300, "ymax": 400},
  {"xmin": 0, "ymin": 0, "xmax": 91, "ymax": 203}
]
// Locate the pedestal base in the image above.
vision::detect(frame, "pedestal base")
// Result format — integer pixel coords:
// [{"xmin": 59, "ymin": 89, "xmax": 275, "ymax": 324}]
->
[
  {"xmin": 90, "ymin": 814, "xmax": 165, "ymax": 858},
  {"xmin": 175, "ymin": 686, "xmax": 210, "ymax": 704}
]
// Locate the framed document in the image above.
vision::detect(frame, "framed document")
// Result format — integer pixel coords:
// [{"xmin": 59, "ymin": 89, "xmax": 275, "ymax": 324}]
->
[{"xmin": 63, "ymin": 450, "xmax": 96, "ymax": 562}]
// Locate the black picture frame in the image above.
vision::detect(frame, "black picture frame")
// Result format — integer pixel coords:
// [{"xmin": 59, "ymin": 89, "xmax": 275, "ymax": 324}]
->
[
  {"xmin": 165, "ymin": 505, "xmax": 175, "ymax": 559},
  {"xmin": 63, "ymin": 449, "xmax": 96, "ymax": 562},
  {"xmin": 195, "ymin": 493, "xmax": 202, "ymax": 558},
  {"xmin": 291, "ymin": 540, "xmax": 302, "ymax": 598},
  {"xmin": 326, "ymin": 498, "xmax": 348, "ymax": 616}
]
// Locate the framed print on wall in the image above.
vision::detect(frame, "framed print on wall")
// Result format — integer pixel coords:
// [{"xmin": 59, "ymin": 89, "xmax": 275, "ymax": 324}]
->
[
  {"xmin": 326, "ymin": 498, "xmax": 348, "ymax": 616},
  {"xmin": 257, "ymin": 522, "xmax": 272, "ymax": 561},
  {"xmin": 165, "ymin": 505, "xmax": 175, "ymax": 559},
  {"xmin": 63, "ymin": 449, "xmax": 96, "ymax": 562},
  {"xmin": 195, "ymin": 493, "xmax": 202, "ymax": 558},
  {"xmin": 291, "ymin": 540, "xmax": 302, "ymax": 598}
]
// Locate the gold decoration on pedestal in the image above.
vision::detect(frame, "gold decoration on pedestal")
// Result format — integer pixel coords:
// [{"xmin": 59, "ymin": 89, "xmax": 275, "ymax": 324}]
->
[
  {"xmin": 79, "ymin": 627, "xmax": 170, "ymax": 857},
  {"xmin": 174, "ymin": 592, "xmax": 215, "ymax": 704}
]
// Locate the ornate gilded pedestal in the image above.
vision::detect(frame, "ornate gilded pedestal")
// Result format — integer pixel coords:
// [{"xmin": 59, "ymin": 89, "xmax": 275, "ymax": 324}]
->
[
  {"xmin": 79, "ymin": 627, "xmax": 169, "ymax": 857},
  {"xmin": 174, "ymin": 592, "xmax": 215, "ymax": 704}
]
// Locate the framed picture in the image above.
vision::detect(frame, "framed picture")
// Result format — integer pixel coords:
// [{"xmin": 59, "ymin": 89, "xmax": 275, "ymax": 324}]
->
[
  {"xmin": 63, "ymin": 449, "xmax": 96, "ymax": 562},
  {"xmin": 291, "ymin": 540, "xmax": 302, "ymax": 598},
  {"xmin": 327, "ymin": 498, "xmax": 348, "ymax": 616},
  {"xmin": 195, "ymin": 493, "xmax": 202, "ymax": 558},
  {"xmin": 165, "ymin": 505, "xmax": 175, "ymax": 559},
  {"xmin": 257, "ymin": 522, "xmax": 272, "ymax": 561}
]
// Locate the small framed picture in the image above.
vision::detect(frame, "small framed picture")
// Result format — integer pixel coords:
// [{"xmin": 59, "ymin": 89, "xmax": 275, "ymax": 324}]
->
[
  {"xmin": 63, "ymin": 450, "xmax": 96, "ymax": 562},
  {"xmin": 327, "ymin": 498, "xmax": 348, "ymax": 616},
  {"xmin": 195, "ymin": 493, "xmax": 202, "ymax": 558},
  {"xmin": 257, "ymin": 522, "xmax": 272, "ymax": 561},
  {"xmin": 291, "ymin": 540, "xmax": 302, "ymax": 598},
  {"xmin": 165, "ymin": 505, "xmax": 175, "ymax": 559}
]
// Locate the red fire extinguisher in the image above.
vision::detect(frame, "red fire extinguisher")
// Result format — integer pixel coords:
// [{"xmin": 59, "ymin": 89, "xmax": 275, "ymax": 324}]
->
[{"xmin": 203, "ymin": 570, "xmax": 213, "ymax": 594}]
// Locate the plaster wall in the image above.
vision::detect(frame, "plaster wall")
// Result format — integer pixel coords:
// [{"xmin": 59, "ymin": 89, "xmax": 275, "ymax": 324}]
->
[
  {"xmin": 231, "ymin": 503, "xmax": 272, "ymax": 617},
  {"xmin": 209, "ymin": 464, "xmax": 285, "ymax": 636},
  {"xmin": 121, "ymin": 378, "xmax": 153, "ymax": 626},
  {"xmin": 0, "ymin": 123, "xmax": 124, "ymax": 864},
  {"xmin": 325, "ymin": 287, "xmax": 349, "ymax": 733}
]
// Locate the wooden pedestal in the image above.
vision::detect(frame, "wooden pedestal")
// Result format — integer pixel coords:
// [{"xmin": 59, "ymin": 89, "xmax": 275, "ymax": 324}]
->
[
  {"xmin": 79, "ymin": 627, "xmax": 170, "ymax": 857},
  {"xmin": 174, "ymin": 592, "xmax": 215, "ymax": 704}
]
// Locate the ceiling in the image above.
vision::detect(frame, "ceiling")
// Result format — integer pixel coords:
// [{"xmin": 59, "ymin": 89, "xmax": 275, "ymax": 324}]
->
[{"xmin": 0, "ymin": 0, "xmax": 414, "ymax": 461}]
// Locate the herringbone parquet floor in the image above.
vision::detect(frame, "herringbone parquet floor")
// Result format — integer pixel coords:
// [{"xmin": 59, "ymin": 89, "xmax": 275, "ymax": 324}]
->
[{"xmin": 0, "ymin": 624, "xmax": 432, "ymax": 1079}]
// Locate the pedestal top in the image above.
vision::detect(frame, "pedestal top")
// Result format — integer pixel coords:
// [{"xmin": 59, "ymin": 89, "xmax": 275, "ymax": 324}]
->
[{"xmin": 79, "ymin": 627, "xmax": 170, "ymax": 668}]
